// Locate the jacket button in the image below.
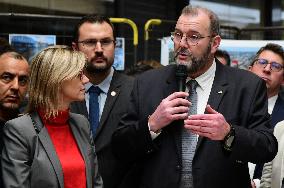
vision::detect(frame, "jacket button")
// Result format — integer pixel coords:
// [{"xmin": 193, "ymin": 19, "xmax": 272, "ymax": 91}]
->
[
  {"xmin": 176, "ymin": 165, "xmax": 181, "ymax": 170},
  {"xmin": 146, "ymin": 149, "xmax": 153, "ymax": 154}
]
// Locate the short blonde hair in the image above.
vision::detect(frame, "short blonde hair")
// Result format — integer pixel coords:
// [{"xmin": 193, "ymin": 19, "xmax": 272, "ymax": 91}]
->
[{"xmin": 27, "ymin": 45, "xmax": 86, "ymax": 117}]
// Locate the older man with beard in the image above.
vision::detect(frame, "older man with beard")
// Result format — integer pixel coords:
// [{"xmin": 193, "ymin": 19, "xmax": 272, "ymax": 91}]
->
[
  {"xmin": 112, "ymin": 5, "xmax": 277, "ymax": 188},
  {"xmin": 71, "ymin": 15, "xmax": 135, "ymax": 188}
]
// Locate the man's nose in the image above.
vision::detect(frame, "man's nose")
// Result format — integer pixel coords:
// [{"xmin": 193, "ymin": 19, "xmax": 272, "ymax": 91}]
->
[
  {"xmin": 263, "ymin": 63, "xmax": 272, "ymax": 72},
  {"xmin": 11, "ymin": 78, "xmax": 19, "ymax": 90},
  {"xmin": 179, "ymin": 36, "xmax": 189, "ymax": 48},
  {"xmin": 82, "ymin": 74, "xmax": 89, "ymax": 84},
  {"xmin": 94, "ymin": 42, "xmax": 103, "ymax": 52}
]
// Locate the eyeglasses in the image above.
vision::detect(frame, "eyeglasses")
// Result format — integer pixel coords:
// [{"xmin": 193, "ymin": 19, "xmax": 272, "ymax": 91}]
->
[
  {"xmin": 171, "ymin": 31, "xmax": 212, "ymax": 46},
  {"xmin": 77, "ymin": 38, "xmax": 115, "ymax": 49},
  {"xmin": 253, "ymin": 58, "xmax": 284, "ymax": 72}
]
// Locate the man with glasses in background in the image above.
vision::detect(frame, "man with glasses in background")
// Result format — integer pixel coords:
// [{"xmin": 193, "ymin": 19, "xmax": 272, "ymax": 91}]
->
[
  {"xmin": 112, "ymin": 5, "xmax": 277, "ymax": 188},
  {"xmin": 71, "ymin": 15, "xmax": 135, "ymax": 188},
  {"xmin": 248, "ymin": 43, "xmax": 284, "ymax": 188}
]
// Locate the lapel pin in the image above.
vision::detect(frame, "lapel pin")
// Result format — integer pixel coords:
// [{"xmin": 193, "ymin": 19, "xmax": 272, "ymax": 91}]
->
[
  {"xmin": 217, "ymin": 91, "xmax": 223, "ymax": 94},
  {"xmin": 111, "ymin": 91, "xmax": 116, "ymax": 96}
]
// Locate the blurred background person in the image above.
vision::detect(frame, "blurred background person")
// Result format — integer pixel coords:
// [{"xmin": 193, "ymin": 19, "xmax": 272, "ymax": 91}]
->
[
  {"xmin": 0, "ymin": 50, "xmax": 29, "ymax": 187},
  {"xmin": 1, "ymin": 46, "xmax": 95, "ymax": 188},
  {"xmin": 0, "ymin": 37, "xmax": 15, "ymax": 55},
  {"xmin": 260, "ymin": 120, "xmax": 284, "ymax": 188},
  {"xmin": 215, "ymin": 49, "xmax": 231, "ymax": 66},
  {"xmin": 248, "ymin": 43, "xmax": 284, "ymax": 188}
]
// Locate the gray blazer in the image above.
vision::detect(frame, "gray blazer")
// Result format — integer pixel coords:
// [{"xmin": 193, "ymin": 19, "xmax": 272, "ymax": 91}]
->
[{"xmin": 1, "ymin": 112, "xmax": 96, "ymax": 188}]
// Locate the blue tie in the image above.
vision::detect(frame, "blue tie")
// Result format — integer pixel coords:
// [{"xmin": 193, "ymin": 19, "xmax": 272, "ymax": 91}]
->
[{"xmin": 89, "ymin": 86, "xmax": 102, "ymax": 136}]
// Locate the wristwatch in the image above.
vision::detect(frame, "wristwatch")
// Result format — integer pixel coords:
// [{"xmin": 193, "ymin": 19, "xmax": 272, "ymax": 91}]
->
[{"xmin": 223, "ymin": 125, "xmax": 235, "ymax": 151}]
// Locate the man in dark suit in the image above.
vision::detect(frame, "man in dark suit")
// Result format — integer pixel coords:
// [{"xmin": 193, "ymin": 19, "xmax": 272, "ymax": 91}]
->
[
  {"xmin": 71, "ymin": 15, "xmax": 134, "ymax": 188},
  {"xmin": 248, "ymin": 43, "xmax": 284, "ymax": 188},
  {"xmin": 112, "ymin": 5, "xmax": 277, "ymax": 188},
  {"xmin": 0, "ymin": 51, "xmax": 29, "ymax": 187}
]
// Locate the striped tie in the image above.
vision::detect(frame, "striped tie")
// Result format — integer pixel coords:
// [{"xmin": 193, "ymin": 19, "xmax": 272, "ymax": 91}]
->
[{"xmin": 180, "ymin": 79, "xmax": 198, "ymax": 188}]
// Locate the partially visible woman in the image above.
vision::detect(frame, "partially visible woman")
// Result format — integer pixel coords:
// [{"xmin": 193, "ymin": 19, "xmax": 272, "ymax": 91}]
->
[
  {"xmin": 260, "ymin": 120, "xmax": 284, "ymax": 188},
  {"xmin": 1, "ymin": 45, "xmax": 95, "ymax": 188}
]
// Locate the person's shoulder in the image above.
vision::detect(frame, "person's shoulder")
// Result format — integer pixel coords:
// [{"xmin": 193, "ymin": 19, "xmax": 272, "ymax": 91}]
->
[
  {"xmin": 273, "ymin": 120, "xmax": 284, "ymax": 139},
  {"xmin": 69, "ymin": 112, "xmax": 89, "ymax": 122},
  {"xmin": 137, "ymin": 64, "xmax": 174, "ymax": 79},
  {"xmin": 113, "ymin": 70, "xmax": 135, "ymax": 84},
  {"xmin": 4, "ymin": 114, "xmax": 33, "ymax": 133},
  {"xmin": 221, "ymin": 64, "xmax": 262, "ymax": 83},
  {"xmin": 6, "ymin": 114, "xmax": 31, "ymax": 126}
]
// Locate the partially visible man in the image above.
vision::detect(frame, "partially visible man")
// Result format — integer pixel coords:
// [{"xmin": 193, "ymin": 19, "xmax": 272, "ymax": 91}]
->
[
  {"xmin": 112, "ymin": 5, "xmax": 277, "ymax": 188},
  {"xmin": 0, "ymin": 51, "xmax": 29, "ymax": 187},
  {"xmin": 0, "ymin": 37, "xmax": 14, "ymax": 55},
  {"xmin": 71, "ymin": 15, "xmax": 135, "ymax": 188},
  {"xmin": 215, "ymin": 49, "xmax": 231, "ymax": 66},
  {"xmin": 248, "ymin": 43, "xmax": 284, "ymax": 188}
]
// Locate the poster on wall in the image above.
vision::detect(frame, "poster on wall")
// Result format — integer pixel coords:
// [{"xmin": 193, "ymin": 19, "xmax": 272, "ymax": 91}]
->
[
  {"xmin": 160, "ymin": 37, "xmax": 284, "ymax": 69},
  {"xmin": 113, "ymin": 37, "xmax": 125, "ymax": 70},
  {"xmin": 160, "ymin": 36, "xmax": 174, "ymax": 66},
  {"xmin": 219, "ymin": 40, "xmax": 284, "ymax": 69},
  {"xmin": 9, "ymin": 34, "xmax": 56, "ymax": 62}
]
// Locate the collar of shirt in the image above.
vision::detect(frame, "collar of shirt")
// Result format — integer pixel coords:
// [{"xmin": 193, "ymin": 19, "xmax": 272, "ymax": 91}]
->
[
  {"xmin": 268, "ymin": 94, "xmax": 278, "ymax": 114},
  {"xmin": 186, "ymin": 60, "xmax": 216, "ymax": 115},
  {"xmin": 85, "ymin": 67, "xmax": 114, "ymax": 116},
  {"xmin": 187, "ymin": 60, "xmax": 216, "ymax": 91}
]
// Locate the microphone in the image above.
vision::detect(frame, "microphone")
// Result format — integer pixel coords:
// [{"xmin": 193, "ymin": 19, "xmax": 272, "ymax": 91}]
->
[{"xmin": 175, "ymin": 64, "xmax": 187, "ymax": 92}]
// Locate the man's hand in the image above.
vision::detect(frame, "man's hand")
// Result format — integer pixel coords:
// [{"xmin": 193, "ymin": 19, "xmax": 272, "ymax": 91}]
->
[
  {"xmin": 184, "ymin": 105, "xmax": 230, "ymax": 140},
  {"xmin": 148, "ymin": 92, "xmax": 190, "ymax": 132}
]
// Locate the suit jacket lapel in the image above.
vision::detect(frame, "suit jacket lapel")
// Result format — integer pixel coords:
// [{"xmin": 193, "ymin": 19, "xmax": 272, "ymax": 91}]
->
[
  {"xmin": 271, "ymin": 96, "xmax": 284, "ymax": 127},
  {"xmin": 165, "ymin": 65, "xmax": 184, "ymax": 160},
  {"xmin": 30, "ymin": 112, "xmax": 64, "ymax": 188},
  {"xmin": 70, "ymin": 100, "xmax": 88, "ymax": 119},
  {"xmin": 195, "ymin": 61, "xmax": 228, "ymax": 151},
  {"xmin": 96, "ymin": 71, "xmax": 121, "ymax": 139}
]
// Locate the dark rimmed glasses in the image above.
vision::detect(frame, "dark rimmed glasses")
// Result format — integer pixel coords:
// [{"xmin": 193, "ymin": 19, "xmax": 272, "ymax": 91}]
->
[
  {"xmin": 253, "ymin": 58, "xmax": 283, "ymax": 72},
  {"xmin": 77, "ymin": 38, "xmax": 115, "ymax": 49},
  {"xmin": 171, "ymin": 31, "xmax": 212, "ymax": 46}
]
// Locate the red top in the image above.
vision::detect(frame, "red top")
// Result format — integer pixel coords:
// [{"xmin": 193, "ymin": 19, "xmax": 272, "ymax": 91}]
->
[{"xmin": 39, "ymin": 109, "xmax": 86, "ymax": 188}]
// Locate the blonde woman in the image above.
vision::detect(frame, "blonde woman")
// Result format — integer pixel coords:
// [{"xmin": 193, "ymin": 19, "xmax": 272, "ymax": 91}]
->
[{"xmin": 1, "ymin": 46, "xmax": 95, "ymax": 188}]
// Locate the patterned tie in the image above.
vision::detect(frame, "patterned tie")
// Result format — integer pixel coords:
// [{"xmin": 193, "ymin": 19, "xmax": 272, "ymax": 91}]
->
[
  {"xmin": 180, "ymin": 79, "xmax": 198, "ymax": 188},
  {"xmin": 89, "ymin": 86, "xmax": 102, "ymax": 136}
]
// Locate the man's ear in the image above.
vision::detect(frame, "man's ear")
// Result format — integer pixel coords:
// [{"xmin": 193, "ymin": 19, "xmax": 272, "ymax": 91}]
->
[
  {"xmin": 72, "ymin": 42, "xmax": 78, "ymax": 50},
  {"xmin": 211, "ymin": 35, "xmax": 221, "ymax": 54}
]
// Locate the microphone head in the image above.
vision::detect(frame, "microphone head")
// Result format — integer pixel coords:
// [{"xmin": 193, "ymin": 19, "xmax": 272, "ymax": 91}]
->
[
  {"xmin": 175, "ymin": 64, "xmax": 187, "ymax": 92},
  {"xmin": 175, "ymin": 64, "xmax": 187, "ymax": 78}
]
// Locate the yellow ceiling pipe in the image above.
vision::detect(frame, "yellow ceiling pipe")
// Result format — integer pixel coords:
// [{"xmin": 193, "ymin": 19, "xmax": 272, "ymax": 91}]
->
[
  {"xmin": 110, "ymin": 17, "xmax": 138, "ymax": 46},
  {"xmin": 144, "ymin": 19, "xmax": 161, "ymax": 60},
  {"xmin": 144, "ymin": 19, "xmax": 162, "ymax": 41}
]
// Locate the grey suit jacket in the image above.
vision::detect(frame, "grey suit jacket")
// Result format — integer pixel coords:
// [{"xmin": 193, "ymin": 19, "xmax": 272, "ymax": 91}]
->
[{"xmin": 1, "ymin": 112, "xmax": 96, "ymax": 188}]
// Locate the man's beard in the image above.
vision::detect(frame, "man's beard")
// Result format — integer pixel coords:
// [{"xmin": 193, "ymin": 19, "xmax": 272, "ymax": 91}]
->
[
  {"xmin": 175, "ymin": 44, "xmax": 211, "ymax": 75},
  {"xmin": 0, "ymin": 101, "xmax": 20, "ymax": 112},
  {"xmin": 85, "ymin": 56, "xmax": 113, "ymax": 74}
]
